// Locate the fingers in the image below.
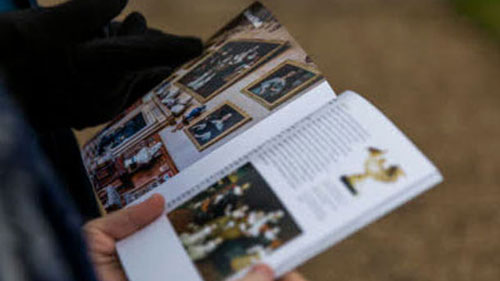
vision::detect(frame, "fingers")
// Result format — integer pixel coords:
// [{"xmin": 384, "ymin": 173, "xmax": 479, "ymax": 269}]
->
[
  {"xmin": 91, "ymin": 194, "xmax": 165, "ymax": 240},
  {"xmin": 237, "ymin": 266, "xmax": 307, "ymax": 281},
  {"xmin": 279, "ymin": 272, "xmax": 308, "ymax": 281},
  {"xmin": 125, "ymin": 66, "xmax": 173, "ymax": 106},
  {"xmin": 238, "ymin": 265, "xmax": 275, "ymax": 281},
  {"xmin": 76, "ymin": 33, "xmax": 203, "ymax": 73},
  {"xmin": 25, "ymin": 0, "xmax": 127, "ymax": 44},
  {"xmin": 116, "ymin": 12, "xmax": 147, "ymax": 36}
]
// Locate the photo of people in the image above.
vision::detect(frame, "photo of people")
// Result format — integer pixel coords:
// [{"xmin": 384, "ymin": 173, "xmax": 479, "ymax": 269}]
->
[
  {"xmin": 184, "ymin": 101, "xmax": 251, "ymax": 151},
  {"xmin": 242, "ymin": 60, "xmax": 321, "ymax": 110},
  {"xmin": 168, "ymin": 162, "xmax": 302, "ymax": 281},
  {"xmin": 205, "ymin": 3, "xmax": 280, "ymax": 51},
  {"xmin": 176, "ymin": 39, "xmax": 287, "ymax": 103},
  {"xmin": 85, "ymin": 133, "xmax": 178, "ymax": 213},
  {"xmin": 81, "ymin": 2, "xmax": 326, "ymax": 213},
  {"xmin": 340, "ymin": 147, "xmax": 405, "ymax": 195},
  {"xmin": 96, "ymin": 113, "xmax": 148, "ymax": 155},
  {"xmin": 152, "ymin": 74, "xmax": 178, "ymax": 99}
]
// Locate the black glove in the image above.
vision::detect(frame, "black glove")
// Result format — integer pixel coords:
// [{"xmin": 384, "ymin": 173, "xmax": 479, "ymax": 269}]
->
[{"xmin": 0, "ymin": 0, "xmax": 202, "ymax": 129}]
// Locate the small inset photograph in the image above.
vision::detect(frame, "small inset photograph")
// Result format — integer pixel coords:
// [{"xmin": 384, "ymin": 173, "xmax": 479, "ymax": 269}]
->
[
  {"xmin": 153, "ymin": 74, "xmax": 178, "ymax": 99},
  {"xmin": 242, "ymin": 60, "xmax": 321, "ymax": 110},
  {"xmin": 340, "ymin": 147, "xmax": 405, "ymax": 195},
  {"xmin": 176, "ymin": 39, "xmax": 287, "ymax": 103},
  {"xmin": 97, "ymin": 113, "xmax": 148, "ymax": 154},
  {"xmin": 205, "ymin": 2, "xmax": 281, "ymax": 50},
  {"xmin": 168, "ymin": 162, "xmax": 302, "ymax": 281},
  {"xmin": 93, "ymin": 134, "xmax": 178, "ymax": 212},
  {"xmin": 184, "ymin": 101, "xmax": 251, "ymax": 151}
]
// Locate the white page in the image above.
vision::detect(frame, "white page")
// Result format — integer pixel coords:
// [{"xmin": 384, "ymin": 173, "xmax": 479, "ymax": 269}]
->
[
  {"xmin": 117, "ymin": 81, "xmax": 335, "ymax": 281},
  {"xmin": 117, "ymin": 90, "xmax": 442, "ymax": 281},
  {"xmin": 121, "ymin": 81, "xmax": 335, "ymax": 210},
  {"xmin": 236, "ymin": 91, "xmax": 443, "ymax": 277}
]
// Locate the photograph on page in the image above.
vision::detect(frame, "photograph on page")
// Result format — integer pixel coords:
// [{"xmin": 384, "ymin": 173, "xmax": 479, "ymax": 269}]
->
[
  {"xmin": 167, "ymin": 162, "xmax": 302, "ymax": 281},
  {"xmin": 79, "ymin": 2, "xmax": 326, "ymax": 213},
  {"xmin": 340, "ymin": 147, "xmax": 405, "ymax": 196}
]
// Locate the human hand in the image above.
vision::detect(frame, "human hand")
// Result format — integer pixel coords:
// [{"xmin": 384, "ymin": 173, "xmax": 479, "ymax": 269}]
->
[
  {"xmin": 0, "ymin": 0, "xmax": 202, "ymax": 129},
  {"xmin": 83, "ymin": 193, "xmax": 307, "ymax": 281},
  {"xmin": 239, "ymin": 264, "xmax": 309, "ymax": 281},
  {"xmin": 83, "ymin": 194, "xmax": 165, "ymax": 281}
]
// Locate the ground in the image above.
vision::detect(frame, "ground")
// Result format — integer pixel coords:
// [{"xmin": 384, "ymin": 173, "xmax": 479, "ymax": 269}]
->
[{"xmin": 41, "ymin": 0, "xmax": 500, "ymax": 280}]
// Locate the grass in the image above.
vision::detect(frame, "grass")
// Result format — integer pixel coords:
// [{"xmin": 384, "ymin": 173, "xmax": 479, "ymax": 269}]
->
[{"xmin": 452, "ymin": 0, "xmax": 500, "ymax": 38}]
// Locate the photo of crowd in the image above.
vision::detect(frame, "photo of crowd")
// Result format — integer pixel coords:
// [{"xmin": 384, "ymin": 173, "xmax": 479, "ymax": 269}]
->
[
  {"xmin": 81, "ymin": 2, "xmax": 326, "ymax": 213},
  {"xmin": 168, "ymin": 162, "xmax": 302, "ymax": 281}
]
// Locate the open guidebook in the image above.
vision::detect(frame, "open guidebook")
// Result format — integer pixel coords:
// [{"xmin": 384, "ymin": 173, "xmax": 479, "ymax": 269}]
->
[{"xmin": 80, "ymin": 2, "xmax": 443, "ymax": 281}]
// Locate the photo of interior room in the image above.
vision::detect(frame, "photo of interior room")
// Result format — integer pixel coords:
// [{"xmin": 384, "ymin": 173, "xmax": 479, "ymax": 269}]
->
[{"xmin": 81, "ymin": 3, "xmax": 326, "ymax": 212}]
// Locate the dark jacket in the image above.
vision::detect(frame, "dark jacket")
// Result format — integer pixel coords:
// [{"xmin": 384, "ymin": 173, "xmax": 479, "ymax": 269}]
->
[{"xmin": 0, "ymin": 79, "xmax": 98, "ymax": 281}]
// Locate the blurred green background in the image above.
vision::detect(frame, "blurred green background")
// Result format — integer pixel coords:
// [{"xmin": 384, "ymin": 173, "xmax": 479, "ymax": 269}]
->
[{"xmin": 454, "ymin": 0, "xmax": 500, "ymax": 38}]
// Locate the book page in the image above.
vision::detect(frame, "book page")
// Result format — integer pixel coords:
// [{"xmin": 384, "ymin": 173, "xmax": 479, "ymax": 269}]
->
[
  {"xmin": 79, "ymin": 3, "xmax": 335, "ymax": 213},
  {"xmin": 117, "ymin": 91, "xmax": 442, "ymax": 281}
]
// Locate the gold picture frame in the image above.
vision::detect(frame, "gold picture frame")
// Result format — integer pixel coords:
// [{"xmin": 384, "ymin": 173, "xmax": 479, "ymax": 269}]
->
[
  {"xmin": 241, "ymin": 60, "xmax": 321, "ymax": 110},
  {"xmin": 151, "ymin": 74, "xmax": 179, "ymax": 99},
  {"xmin": 181, "ymin": 51, "xmax": 213, "ymax": 72},
  {"xmin": 175, "ymin": 38, "xmax": 287, "ymax": 104},
  {"xmin": 184, "ymin": 101, "xmax": 252, "ymax": 151}
]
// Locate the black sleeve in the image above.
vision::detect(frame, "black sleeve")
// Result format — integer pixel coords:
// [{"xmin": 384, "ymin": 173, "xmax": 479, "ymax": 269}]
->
[{"xmin": 0, "ymin": 81, "xmax": 98, "ymax": 281}]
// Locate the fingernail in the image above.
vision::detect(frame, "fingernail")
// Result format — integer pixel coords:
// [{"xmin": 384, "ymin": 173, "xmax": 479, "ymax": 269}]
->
[
  {"xmin": 251, "ymin": 264, "xmax": 274, "ymax": 279},
  {"xmin": 150, "ymin": 194, "xmax": 165, "ymax": 204}
]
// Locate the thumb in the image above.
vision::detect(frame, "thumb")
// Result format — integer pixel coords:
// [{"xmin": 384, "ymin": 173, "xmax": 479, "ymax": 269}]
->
[
  {"xmin": 91, "ymin": 194, "xmax": 165, "ymax": 240},
  {"xmin": 125, "ymin": 66, "xmax": 174, "ymax": 107},
  {"xmin": 76, "ymin": 33, "xmax": 203, "ymax": 73},
  {"xmin": 239, "ymin": 265, "xmax": 275, "ymax": 281}
]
